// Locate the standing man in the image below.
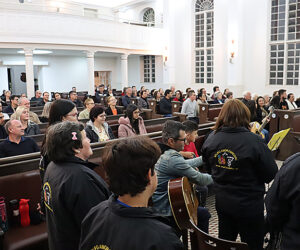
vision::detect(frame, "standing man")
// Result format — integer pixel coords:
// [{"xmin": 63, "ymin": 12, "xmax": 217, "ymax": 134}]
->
[
  {"xmin": 80, "ymin": 136, "xmax": 183, "ymax": 250},
  {"xmin": 37, "ymin": 92, "xmax": 50, "ymax": 106},
  {"xmin": 3, "ymin": 95, "xmax": 18, "ymax": 114},
  {"xmin": 0, "ymin": 120, "xmax": 39, "ymax": 158},
  {"xmin": 10, "ymin": 97, "xmax": 40, "ymax": 124},
  {"xmin": 152, "ymin": 120, "xmax": 213, "ymax": 233},
  {"xmin": 30, "ymin": 90, "xmax": 43, "ymax": 102},
  {"xmin": 122, "ymin": 87, "xmax": 132, "ymax": 108},
  {"xmin": 159, "ymin": 89, "xmax": 173, "ymax": 117},
  {"xmin": 69, "ymin": 91, "xmax": 83, "ymax": 107},
  {"xmin": 181, "ymin": 90, "xmax": 199, "ymax": 124}
]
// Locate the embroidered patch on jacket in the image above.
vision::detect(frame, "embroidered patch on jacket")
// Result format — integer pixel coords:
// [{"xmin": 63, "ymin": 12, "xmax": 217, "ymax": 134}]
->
[
  {"xmin": 214, "ymin": 149, "xmax": 238, "ymax": 170},
  {"xmin": 43, "ymin": 182, "xmax": 53, "ymax": 212},
  {"xmin": 91, "ymin": 244, "xmax": 111, "ymax": 250}
]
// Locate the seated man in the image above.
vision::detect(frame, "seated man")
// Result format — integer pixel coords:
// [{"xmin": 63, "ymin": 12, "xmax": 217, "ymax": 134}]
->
[
  {"xmin": 159, "ymin": 89, "xmax": 172, "ymax": 117},
  {"xmin": 121, "ymin": 87, "xmax": 132, "ymax": 108},
  {"xmin": 30, "ymin": 90, "xmax": 43, "ymax": 102},
  {"xmin": 10, "ymin": 97, "xmax": 40, "ymax": 124},
  {"xmin": 266, "ymin": 152, "xmax": 300, "ymax": 250},
  {"xmin": 79, "ymin": 136, "xmax": 183, "ymax": 250},
  {"xmin": 152, "ymin": 120, "xmax": 213, "ymax": 233},
  {"xmin": 69, "ymin": 91, "xmax": 83, "ymax": 107},
  {"xmin": 0, "ymin": 112, "xmax": 8, "ymax": 139},
  {"xmin": 0, "ymin": 102, "xmax": 9, "ymax": 120},
  {"xmin": 3, "ymin": 95, "xmax": 18, "ymax": 114},
  {"xmin": 37, "ymin": 92, "xmax": 50, "ymax": 106},
  {"xmin": 0, "ymin": 120, "xmax": 39, "ymax": 158}
]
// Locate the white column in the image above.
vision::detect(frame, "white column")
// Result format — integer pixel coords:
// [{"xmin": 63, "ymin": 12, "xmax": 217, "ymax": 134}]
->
[
  {"xmin": 24, "ymin": 48, "xmax": 35, "ymax": 98},
  {"xmin": 86, "ymin": 51, "xmax": 95, "ymax": 96},
  {"xmin": 120, "ymin": 53, "xmax": 129, "ymax": 89}
]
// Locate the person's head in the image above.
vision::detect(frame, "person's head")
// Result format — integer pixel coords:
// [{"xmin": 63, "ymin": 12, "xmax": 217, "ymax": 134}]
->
[
  {"xmin": 243, "ymin": 91, "xmax": 251, "ymax": 101},
  {"xmin": 164, "ymin": 89, "xmax": 172, "ymax": 99},
  {"xmin": 263, "ymin": 95, "xmax": 270, "ymax": 104},
  {"xmin": 162, "ymin": 120, "xmax": 186, "ymax": 152},
  {"xmin": 278, "ymin": 89, "xmax": 287, "ymax": 99},
  {"xmin": 213, "ymin": 99, "xmax": 250, "ymax": 131},
  {"xmin": 188, "ymin": 90, "xmax": 196, "ymax": 101},
  {"xmin": 69, "ymin": 91, "xmax": 78, "ymax": 101},
  {"xmin": 103, "ymin": 136, "xmax": 161, "ymax": 197},
  {"xmin": 213, "ymin": 86, "xmax": 219, "ymax": 93},
  {"xmin": 273, "ymin": 91, "xmax": 279, "ymax": 97},
  {"xmin": 252, "ymin": 93, "xmax": 259, "ymax": 102},
  {"xmin": 226, "ymin": 92, "xmax": 233, "ymax": 99},
  {"xmin": 0, "ymin": 112, "xmax": 5, "ymax": 126},
  {"xmin": 270, "ymin": 96, "xmax": 280, "ymax": 109},
  {"xmin": 158, "ymin": 88, "xmax": 164, "ymax": 95},
  {"xmin": 214, "ymin": 91, "xmax": 222, "ymax": 100},
  {"xmin": 140, "ymin": 86, "xmax": 146, "ymax": 91},
  {"xmin": 256, "ymin": 96, "xmax": 265, "ymax": 108},
  {"xmin": 18, "ymin": 97, "xmax": 30, "ymax": 109},
  {"xmin": 123, "ymin": 87, "xmax": 127, "ymax": 94},
  {"xmin": 72, "ymin": 87, "xmax": 77, "ymax": 92},
  {"xmin": 107, "ymin": 96, "xmax": 117, "ymax": 107},
  {"xmin": 175, "ymin": 90, "xmax": 183, "ymax": 100},
  {"xmin": 223, "ymin": 88, "xmax": 230, "ymax": 95},
  {"xmin": 153, "ymin": 90, "xmax": 161, "ymax": 100},
  {"xmin": 46, "ymin": 121, "xmax": 92, "ymax": 162},
  {"xmin": 170, "ymin": 85, "xmax": 176, "ymax": 94},
  {"xmin": 15, "ymin": 106, "xmax": 29, "ymax": 122},
  {"xmin": 150, "ymin": 89, "xmax": 156, "ymax": 97},
  {"xmin": 5, "ymin": 90, "xmax": 11, "ymax": 98},
  {"xmin": 41, "ymin": 102, "xmax": 52, "ymax": 118},
  {"xmin": 35, "ymin": 90, "xmax": 42, "ymax": 98},
  {"xmin": 54, "ymin": 92, "xmax": 61, "ymax": 100},
  {"xmin": 99, "ymin": 84, "xmax": 105, "ymax": 93},
  {"xmin": 185, "ymin": 88, "xmax": 191, "ymax": 95},
  {"xmin": 10, "ymin": 95, "xmax": 19, "ymax": 107},
  {"xmin": 20, "ymin": 93, "xmax": 27, "ymax": 98},
  {"xmin": 43, "ymin": 92, "xmax": 49, "ymax": 102},
  {"xmin": 126, "ymin": 87, "xmax": 132, "ymax": 96},
  {"xmin": 288, "ymin": 93, "xmax": 295, "ymax": 102},
  {"xmin": 48, "ymin": 99, "xmax": 77, "ymax": 125},
  {"xmin": 84, "ymin": 98, "xmax": 95, "ymax": 111},
  {"xmin": 125, "ymin": 104, "xmax": 140, "ymax": 122},
  {"xmin": 182, "ymin": 120, "xmax": 198, "ymax": 143},
  {"xmin": 199, "ymin": 88, "xmax": 206, "ymax": 96},
  {"xmin": 5, "ymin": 120, "xmax": 24, "ymax": 137},
  {"xmin": 141, "ymin": 90, "xmax": 148, "ymax": 99},
  {"xmin": 132, "ymin": 86, "xmax": 137, "ymax": 91},
  {"xmin": 89, "ymin": 106, "xmax": 106, "ymax": 125}
]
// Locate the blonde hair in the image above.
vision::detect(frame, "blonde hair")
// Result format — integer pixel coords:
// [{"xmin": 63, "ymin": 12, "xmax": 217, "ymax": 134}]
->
[
  {"xmin": 14, "ymin": 106, "xmax": 29, "ymax": 121},
  {"xmin": 84, "ymin": 98, "xmax": 93, "ymax": 107},
  {"xmin": 41, "ymin": 102, "xmax": 52, "ymax": 118}
]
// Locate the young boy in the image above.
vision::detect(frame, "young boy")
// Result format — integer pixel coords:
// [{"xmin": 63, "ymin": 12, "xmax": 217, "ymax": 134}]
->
[{"xmin": 182, "ymin": 120, "xmax": 199, "ymax": 158}]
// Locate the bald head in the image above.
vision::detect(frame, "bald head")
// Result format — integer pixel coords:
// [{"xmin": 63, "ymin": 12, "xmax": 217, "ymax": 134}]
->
[{"xmin": 5, "ymin": 119, "xmax": 24, "ymax": 137}]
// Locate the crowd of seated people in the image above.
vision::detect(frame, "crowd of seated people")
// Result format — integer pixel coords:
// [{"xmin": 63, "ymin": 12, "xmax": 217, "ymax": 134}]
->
[{"xmin": 0, "ymin": 85, "xmax": 300, "ymax": 250}]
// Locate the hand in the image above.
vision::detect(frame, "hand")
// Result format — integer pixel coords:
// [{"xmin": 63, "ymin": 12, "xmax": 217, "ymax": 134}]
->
[{"xmin": 180, "ymin": 151, "xmax": 195, "ymax": 159}]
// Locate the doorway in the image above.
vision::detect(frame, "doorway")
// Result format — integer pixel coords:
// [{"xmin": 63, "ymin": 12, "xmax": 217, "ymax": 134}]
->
[{"xmin": 94, "ymin": 71, "xmax": 111, "ymax": 89}]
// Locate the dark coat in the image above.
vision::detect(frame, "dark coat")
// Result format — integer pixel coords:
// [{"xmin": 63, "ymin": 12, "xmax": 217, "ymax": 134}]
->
[
  {"xmin": 266, "ymin": 153, "xmax": 300, "ymax": 250},
  {"xmin": 122, "ymin": 95, "xmax": 131, "ymax": 108},
  {"xmin": 0, "ymin": 125, "xmax": 7, "ymax": 139},
  {"xmin": 105, "ymin": 106, "xmax": 122, "ymax": 116},
  {"xmin": 85, "ymin": 121, "xmax": 114, "ymax": 143},
  {"xmin": 79, "ymin": 195, "xmax": 184, "ymax": 250},
  {"xmin": 3, "ymin": 105, "xmax": 15, "ymax": 114},
  {"xmin": 159, "ymin": 97, "xmax": 172, "ymax": 115},
  {"xmin": 202, "ymin": 127, "xmax": 278, "ymax": 218},
  {"xmin": 43, "ymin": 156, "xmax": 110, "ymax": 250},
  {"xmin": 24, "ymin": 121, "xmax": 41, "ymax": 136}
]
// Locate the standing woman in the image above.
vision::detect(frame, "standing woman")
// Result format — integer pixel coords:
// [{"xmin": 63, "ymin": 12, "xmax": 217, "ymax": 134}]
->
[
  {"xmin": 202, "ymin": 99, "xmax": 278, "ymax": 250},
  {"xmin": 43, "ymin": 121, "xmax": 110, "ymax": 250},
  {"xmin": 118, "ymin": 104, "xmax": 147, "ymax": 138},
  {"xmin": 85, "ymin": 106, "xmax": 114, "ymax": 143},
  {"xmin": 15, "ymin": 106, "xmax": 40, "ymax": 135},
  {"xmin": 105, "ymin": 96, "xmax": 122, "ymax": 116}
]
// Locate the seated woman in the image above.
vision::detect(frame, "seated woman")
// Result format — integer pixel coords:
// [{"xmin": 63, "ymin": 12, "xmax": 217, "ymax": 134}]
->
[
  {"xmin": 118, "ymin": 104, "xmax": 147, "ymax": 138},
  {"xmin": 43, "ymin": 121, "xmax": 110, "ymax": 250},
  {"xmin": 85, "ymin": 106, "xmax": 114, "ymax": 143},
  {"xmin": 40, "ymin": 101, "xmax": 52, "ymax": 123},
  {"xmin": 105, "ymin": 96, "xmax": 122, "ymax": 116},
  {"xmin": 15, "ymin": 106, "xmax": 40, "ymax": 135},
  {"xmin": 78, "ymin": 98, "xmax": 95, "ymax": 120},
  {"xmin": 173, "ymin": 90, "xmax": 185, "ymax": 102},
  {"xmin": 213, "ymin": 91, "xmax": 224, "ymax": 104}
]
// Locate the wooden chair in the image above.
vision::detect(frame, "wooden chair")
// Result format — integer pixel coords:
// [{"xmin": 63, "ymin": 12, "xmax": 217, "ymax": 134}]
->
[{"xmin": 189, "ymin": 220, "xmax": 249, "ymax": 250}]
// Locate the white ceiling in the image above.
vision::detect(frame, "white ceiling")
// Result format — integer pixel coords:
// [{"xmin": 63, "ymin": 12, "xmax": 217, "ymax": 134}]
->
[{"xmin": 70, "ymin": 0, "xmax": 138, "ymax": 8}]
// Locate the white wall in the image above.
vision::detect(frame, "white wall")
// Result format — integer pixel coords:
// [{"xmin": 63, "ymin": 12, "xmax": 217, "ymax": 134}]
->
[{"xmin": 0, "ymin": 67, "xmax": 8, "ymax": 91}]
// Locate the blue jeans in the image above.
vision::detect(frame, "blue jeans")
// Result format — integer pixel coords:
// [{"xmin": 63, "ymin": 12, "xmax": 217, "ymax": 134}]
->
[
  {"xmin": 261, "ymin": 129, "xmax": 269, "ymax": 143},
  {"xmin": 163, "ymin": 114, "xmax": 172, "ymax": 117}
]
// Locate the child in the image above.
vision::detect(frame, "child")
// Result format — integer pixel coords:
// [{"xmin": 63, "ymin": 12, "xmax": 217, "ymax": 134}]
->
[{"xmin": 182, "ymin": 120, "xmax": 199, "ymax": 158}]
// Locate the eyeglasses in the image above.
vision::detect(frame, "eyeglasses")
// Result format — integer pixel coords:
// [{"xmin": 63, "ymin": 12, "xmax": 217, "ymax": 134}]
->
[{"xmin": 66, "ymin": 113, "xmax": 78, "ymax": 117}]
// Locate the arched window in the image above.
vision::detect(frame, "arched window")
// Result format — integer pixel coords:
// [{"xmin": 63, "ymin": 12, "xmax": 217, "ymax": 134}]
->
[
  {"xmin": 195, "ymin": 0, "xmax": 214, "ymax": 84},
  {"xmin": 143, "ymin": 8, "xmax": 155, "ymax": 27}
]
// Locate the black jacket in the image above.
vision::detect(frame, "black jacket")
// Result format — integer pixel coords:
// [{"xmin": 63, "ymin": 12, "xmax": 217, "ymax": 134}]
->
[
  {"xmin": 3, "ymin": 105, "xmax": 15, "ymax": 114},
  {"xmin": 265, "ymin": 153, "xmax": 300, "ymax": 250},
  {"xmin": 43, "ymin": 156, "xmax": 110, "ymax": 250},
  {"xmin": 85, "ymin": 121, "xmax": 115, "ymax": 143},
  {"xmin": 159, "ymin": 97, "xmax": 172, "ymax": 115},
  {"xmin": 105, "ymin": 106, "xmax": 122, "ymax": 116},
  {"xmin": 79, "ymin": 195, "xmax": 184, "ymax": 250},
  {"xmin": 72, "ymin": 99, "xmax": 83, "ymax": 107},
  {"xmin": 0, "ymin": 125, "xmax": 7, "ymax": 139},
  {"xmin": 122, "ymin": 95, "xmax": 131, "ymax": 108},
  {"xmin": 0, "ymin": 137, "xmax": 39, "ymax": 158},
  {"xmin": 202, "ymin": 127, "xmax": 278, "ymax": 218}
]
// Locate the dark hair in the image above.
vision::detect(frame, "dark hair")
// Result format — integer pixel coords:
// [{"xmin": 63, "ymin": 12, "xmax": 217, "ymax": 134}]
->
[
  {"xmin": 186, "ymin": 88, "xmax": 191, "ymax": 94},
  {"xmin": 99, "ymin": 84, "xmax": 105, "ymax": 88},
  {"xmin": 246, "ymin": 100, "xmax": 257, "ymax": 121},
  {"xmin": 270, "ymin": 96, "xmax": 280, "ymax": 109},
  {"xmin": 89, "ymin": 106, "xmax": 105, "ymax": 122},
  {"xmin": 10, "ymin": 95, "xmax": 18, "ymax": 101},
  {"xmin": 164, "ymin": 89, "xmax": 172, "ymax": 96},
  {"xmin": 48, "ymin": 99, "xmax": 76, "ymax": 125},
  {"xmin": 213, "ymin": 99, "xmax": 250, "ymax": 131},
  {"xmin": 150, "ymin": 89, "xmax": 156, "ymax": 97},
  {"xmin": 273, "ymin": 91, "xmax": 279, "ymax": 97},
  {"xmin": 162, "ymin": 120, "xmax": 186, "ymax": 144},
  {"xmin": 278, "ymin": 89, "xmax": 286, "ymax": 98},
  {"xmin": 182, "ymin": 120, "xmax": 198, "ymax": 133},
  {"xmin": 141, "ymin": 90, "xmax": 147, "ymax": 97},
  {"xmin": 188, "ymin": 90, "xmax": 195, "ymax": 97},
  {"xmin": 213, "ymin": 86, "xmax": 219, "ymax": 92},
  {"xmin": 69, "ymin": 91, "xmax": 76, "ymax": 97},
  {"xmin": 43, "ymin": 92, "xmax": 49, "ymax": 96},
  {"xmin": 125, "ymin": 104, "xmax": 138, "ymax": 123},
  {"xmin": 287, "ymin": 93, "xmax": 294, "ymax": 100},
  {"xmin": 256, "ymin": 96, "xmax": 265, "ymax": 107},
  {"xmin": 153, "ymin": 90, "xmax": 160, "ymax": 100},
  {"xmin": 102, "ymin": 137, "xmax": 161, "ymax": 196},
  {"xmin": 226, "ymin": 92, "xmax": 233, "ymax": 99},
  {"xmin": 175, "ymin": 90, "xmax": 184, "ymax": 102},
  {"xmin": 46, "ymin": 121, "xmax": 84, "ymax": 162}
]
